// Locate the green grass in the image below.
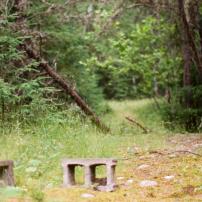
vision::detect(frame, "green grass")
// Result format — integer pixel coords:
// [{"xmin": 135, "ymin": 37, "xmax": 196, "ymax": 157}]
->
[
  {"xmin": 104, "ymin": 99, "xmax": 171, "ymax": 149},
  {"xmin": 0, "ymin": 99, "xmax": 171, "ymax": 200}
]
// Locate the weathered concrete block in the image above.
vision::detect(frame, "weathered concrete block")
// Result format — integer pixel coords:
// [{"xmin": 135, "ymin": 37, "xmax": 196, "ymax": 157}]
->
[
  {"xmin": 0, "ymin": 160, "xmax": 15, "ymax": 187},
  {"xmin": 62, "ymin": 158, "xmax": 117, "ymax": 191}
]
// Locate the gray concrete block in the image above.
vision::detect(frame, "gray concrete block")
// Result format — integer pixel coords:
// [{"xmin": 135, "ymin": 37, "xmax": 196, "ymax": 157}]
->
[{"xmin": 62, "ymin": 158, "xmax": 117, "ymax": 191}]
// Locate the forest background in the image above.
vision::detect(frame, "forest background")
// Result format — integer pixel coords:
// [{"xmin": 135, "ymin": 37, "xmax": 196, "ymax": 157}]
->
[{"xmin": 0, "ymin": 0, "xmax": 202, "ymax": 131}]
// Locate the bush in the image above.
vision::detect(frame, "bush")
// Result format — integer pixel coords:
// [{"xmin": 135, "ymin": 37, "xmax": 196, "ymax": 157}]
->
[{"xmin": 161, "ymin": 86, "xmax": 202, "ymax": 132}]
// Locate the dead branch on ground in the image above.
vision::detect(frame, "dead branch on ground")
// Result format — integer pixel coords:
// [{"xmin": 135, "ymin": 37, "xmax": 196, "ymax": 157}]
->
[{"xmin": 125, "ymin": 116, "xmax": 150, "ymax": 133}]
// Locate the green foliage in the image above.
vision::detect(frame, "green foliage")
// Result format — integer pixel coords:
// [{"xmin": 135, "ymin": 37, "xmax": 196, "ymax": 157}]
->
[
  {"xmin": 25, "ymin": 1, "xmax": 109, "ymax": 114},
  {"xmin": 30, "ymin": 188, "xmax": 44, "ymax": 202},
  {"xmin": 0, "ymin": 1, "xmax": 109, "ymax": 126},
  {"xmin": 0, "ymin": 79, "xmax": 14, "ymax": 103},
  {"xmin": 85, "ymin": 17, "xmax": 181, "ymax": 99},
  {"xmin": 0, "ymin": 39, "xmax": 21, "ymax": 63},
  {"xmin": 162, "ymin": 85, "xmax": 202, "ymax": 132},
  {"xmin": 0, "ymin": 29, "xmax": 57, "ymax": 124},
  {"xmin": 43, "ymin": 29, "xmax": 108, "ymax": 113}
]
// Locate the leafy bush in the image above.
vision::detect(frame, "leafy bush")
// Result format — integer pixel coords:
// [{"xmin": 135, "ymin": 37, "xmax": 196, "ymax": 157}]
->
[
  {"xmin": 85, "ymin": 17, "xmax": 180, "ymax": 99},
  {"xmin": 161, "ymin": 85, "xmax": 202, "ymax": 132}
]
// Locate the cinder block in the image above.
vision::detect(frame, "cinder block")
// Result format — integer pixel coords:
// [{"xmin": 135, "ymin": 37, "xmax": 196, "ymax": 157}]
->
[
  {"xmin": 0, "ymin": 160, "xmax": 15, "ymax": 187},
  {"xmin": 61, "ymin": 158, "xmax": 117, "ymax": 191}
]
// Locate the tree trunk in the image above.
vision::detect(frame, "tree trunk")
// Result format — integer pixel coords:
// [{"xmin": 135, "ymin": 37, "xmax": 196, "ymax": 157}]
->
[
  {"xmin": 178, "ymin": 0, "xmax": 202, "ymax": 78},
  {"xmin": 182, "ymin": 44, "xmax": 192, "ymax": 87},
  {"xmin": 182, "ymin": 36, "xmax": 192, "ymax": 107},
  {"xmin": 178, "ymin": 0, "xmax": 192, "ymax": 107},
  {"xmin": 177, "ymin": 0, "xmax": 202, "ymax": 129},
  {"xmin": 195, "ymin": 1, "xmax": 202, "ymax": 72}
]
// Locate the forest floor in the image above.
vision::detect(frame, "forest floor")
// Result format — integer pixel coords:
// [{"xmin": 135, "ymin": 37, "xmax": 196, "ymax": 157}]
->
[{"xmin": 1, "ymin": 100, "xmax": 202, "ymax": 202}]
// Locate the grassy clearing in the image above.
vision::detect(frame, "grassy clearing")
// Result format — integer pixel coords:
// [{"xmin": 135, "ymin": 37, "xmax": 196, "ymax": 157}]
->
[
  {"xmin": 1, "ymin": 99, "xmax": 200, "ymax": 201},
  {"xmin": 104, "ymin": 99, "xmax": 171, "ymax": 150}
]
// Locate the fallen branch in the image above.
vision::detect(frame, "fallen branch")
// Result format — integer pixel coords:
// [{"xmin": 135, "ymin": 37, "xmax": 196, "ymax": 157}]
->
[
  {"xmin": 167, "ymin": 150, "xmax": 202, "ymax": 157},
  {"xmin": 118, "ymin": 149, "xmax": 202, "ymax": 161},
  {"xmin": 125, "ymin": 116, "xmax": 149, "ymax": 133},
  {"xmin": 150, "ymin": 149, "xmax": 202, "ymax": 157}
]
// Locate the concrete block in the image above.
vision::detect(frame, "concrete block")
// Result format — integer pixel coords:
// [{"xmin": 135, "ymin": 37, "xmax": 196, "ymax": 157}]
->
[{"xmin": 62, "ymin": 158, "xmax": 117, "ymax": 191}]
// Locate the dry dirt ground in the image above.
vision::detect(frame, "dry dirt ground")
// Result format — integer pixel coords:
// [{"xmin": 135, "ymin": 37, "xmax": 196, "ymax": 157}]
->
[{"xmin": 5, "ymin": 134, "xmax": 202, "ymax": 202}]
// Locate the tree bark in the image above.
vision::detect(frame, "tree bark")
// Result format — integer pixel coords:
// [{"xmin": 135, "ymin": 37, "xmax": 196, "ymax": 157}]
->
[
  {"xmin": 195, "ymin": 1, "xmax": 202, "ymax": 69},
  {"xmin": 182, "ymin": 37, "xmax": 192, "ymax": 107},
  {"xmin": 182, "ymin": 44, "xmax": 192, "ymax": 87},
  {"xmin": 178, "ymin": 0, "xmax": 193, "ymax": 108},
  {"xmin": 199, "ymin": 17, "xmax": 202, "ymax": 53}
]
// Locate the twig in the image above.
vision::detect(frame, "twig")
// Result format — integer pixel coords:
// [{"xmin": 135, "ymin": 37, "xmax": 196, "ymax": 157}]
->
[
  {"xmin": 150, "ymin": 149, "xmax": 202, "ymax": 157},
  {"xmin": 117, "ymin": 150, "xmax": 202, "ymax": 162},
  {"xmin": 167, "ymin": 150, "xmax": 202, "ymax": 157},
  {"xmin": 125, "ymin": 116, "xmax": 150, "ymax": 133}
]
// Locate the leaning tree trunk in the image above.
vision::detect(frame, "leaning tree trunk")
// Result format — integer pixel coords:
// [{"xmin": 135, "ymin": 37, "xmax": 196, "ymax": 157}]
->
[
  {"xmin": 23, "ymin": 45, "xmax": 109, "ymax": 131},
  {"xmin": 13, "ymin": 0, "xmax": 109, "ymax": 132}
]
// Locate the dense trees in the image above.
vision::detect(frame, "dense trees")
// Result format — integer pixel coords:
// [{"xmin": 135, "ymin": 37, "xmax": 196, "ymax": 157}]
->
[
  {"xmin": 173, "ymin": 0, "xmax": 202, "ymax": 130},
  {"xmin": 0, "ymin": 0, "xmax": 202, "ymax": 131}
]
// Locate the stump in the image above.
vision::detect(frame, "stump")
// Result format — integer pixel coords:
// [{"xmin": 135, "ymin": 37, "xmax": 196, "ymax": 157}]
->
[
  {"xmin": 61, "ymin": 158, "xmax": 117, "ymax": 192},
  {"xmin": 0, "ymin": 160, "xmax": 15, "ymax": 187}
]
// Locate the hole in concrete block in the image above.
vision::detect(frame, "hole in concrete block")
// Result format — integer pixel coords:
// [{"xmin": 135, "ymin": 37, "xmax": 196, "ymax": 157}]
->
[
  {"xmin": 74, "ymin": 166, "xmax": 85, "ymax": 185},
  {"xmin": 0, "ymin": 166, "xmax": 8, "ymax": 187},
  {"xmin": 94, "ymin": 165, "xmax": 107, "ymax": 186}
]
